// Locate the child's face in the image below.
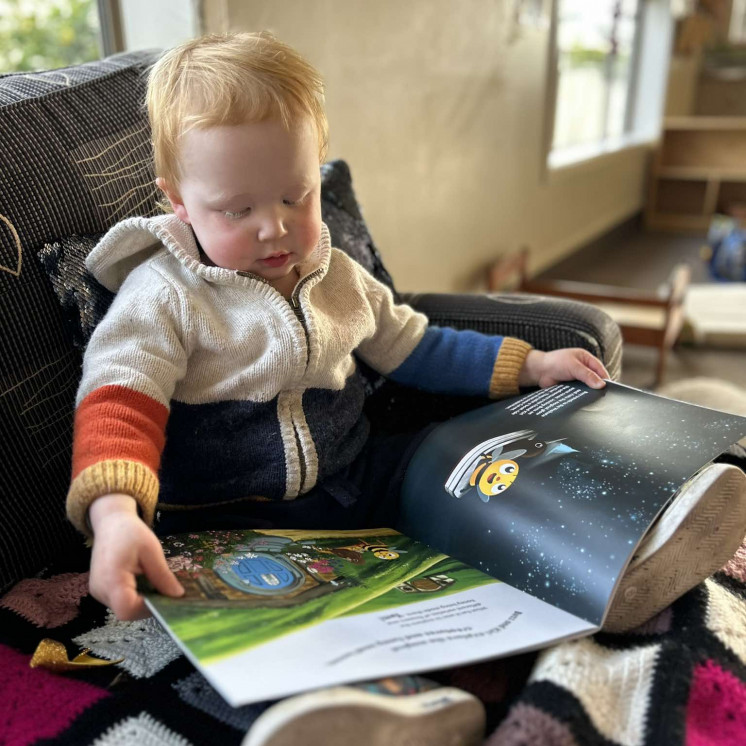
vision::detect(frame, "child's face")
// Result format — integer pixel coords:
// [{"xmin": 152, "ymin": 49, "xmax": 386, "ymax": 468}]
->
[{"xmin": 159, "ymin": 117, "xmax": 322, "ymax": 290}]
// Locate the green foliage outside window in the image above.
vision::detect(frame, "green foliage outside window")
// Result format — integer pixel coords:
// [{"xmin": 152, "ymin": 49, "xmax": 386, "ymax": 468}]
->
[
  {"xmin": 0, "ymin": 0, "xmax": 100, "ymax": 73},
  {"xmin": 565, "ymin": 45, "xmax": 607, "ymax": 67}
]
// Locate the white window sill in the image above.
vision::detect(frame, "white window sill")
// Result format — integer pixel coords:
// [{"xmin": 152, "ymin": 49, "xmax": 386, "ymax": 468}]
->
[{"xmin": 546, "ymin": 134, "xmax": 656, "ymax": 183}]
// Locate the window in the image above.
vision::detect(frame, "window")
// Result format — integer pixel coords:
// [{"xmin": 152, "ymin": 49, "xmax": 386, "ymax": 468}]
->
[
  {"xmin": 551, "ymin": 0, "xmax": 645, "ymax": 163},
  {"xmin": 0, "ymin": 0, "xmax": 101, "ymax": 73},
  {"xmin": 730, "ymin": 0, "xmax": 746, "ymax": 43}
]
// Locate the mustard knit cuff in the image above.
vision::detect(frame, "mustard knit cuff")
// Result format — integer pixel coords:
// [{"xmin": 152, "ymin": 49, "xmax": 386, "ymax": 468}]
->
[
  {"xmin": 489, "ymin": 337, "xmax": 533, "ymax": 398},
  {"xmin": 67, "ymin": 460, "xmax": 159, "ymax": 538}
]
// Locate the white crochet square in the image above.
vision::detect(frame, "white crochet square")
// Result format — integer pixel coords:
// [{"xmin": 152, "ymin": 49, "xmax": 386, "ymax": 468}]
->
[
  {"xmin": 530, "ymin": 637, "xmax": 661, "ymax": 746},
  {"xmin": 705, "ymin": 578, "xmax": 746, "ymax": 664},
  {"xmin": 73, "ymin": 611, "xmax": 182, "ymax": 678},
  {"xmin": 92, "ymin": 712, "xmax": 192, "ymax": 746}
]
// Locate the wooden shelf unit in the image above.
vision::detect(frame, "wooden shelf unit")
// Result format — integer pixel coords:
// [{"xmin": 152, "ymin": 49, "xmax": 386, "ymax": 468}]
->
[{"xmin": 646, "ymin": 117, "xmax": 746, "ymax": 232}]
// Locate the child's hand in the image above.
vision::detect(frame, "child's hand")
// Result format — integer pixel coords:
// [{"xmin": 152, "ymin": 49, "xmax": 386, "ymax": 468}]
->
[
  {"xmin": 518, "ymin": 348, "xmax": 608, "ymax": 390},
  {"xmin": 88, "ymin": 493, "xmax": 184, "ymax": 620}
]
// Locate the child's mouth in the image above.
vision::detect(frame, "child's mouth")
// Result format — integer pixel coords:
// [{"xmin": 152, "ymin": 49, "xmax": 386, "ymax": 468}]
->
[{"xmin": 261, "ymin": 253, "xmax": 289, "ymax": 268}]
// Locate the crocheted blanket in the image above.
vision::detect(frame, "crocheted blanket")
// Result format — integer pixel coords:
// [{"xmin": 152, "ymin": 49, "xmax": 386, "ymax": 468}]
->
[{"xmin": 2, "ymin": 542, "xmax": 745, "ymax": 744}]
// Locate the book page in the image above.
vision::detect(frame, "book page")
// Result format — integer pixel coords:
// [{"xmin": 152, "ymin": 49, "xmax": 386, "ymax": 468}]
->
[
  {"xmin": 144, "ymin": 528, "xmax": 594, "ymax": 706},
  {"xmin": 398, "ymin": 382, "xmax": 746, "ymax": 625}
]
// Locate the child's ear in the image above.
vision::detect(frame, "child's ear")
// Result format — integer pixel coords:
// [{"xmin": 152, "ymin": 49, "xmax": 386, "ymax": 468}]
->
[{"xmin": 156, "ymin": 177, "xmax": 191, "ymax": 224}]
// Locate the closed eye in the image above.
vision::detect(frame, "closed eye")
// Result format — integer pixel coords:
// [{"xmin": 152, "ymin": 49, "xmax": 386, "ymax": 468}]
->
[
  {"xmin": 224, "ymin": 208, "xmax": 251, "ymax": 219},
  {"xmin": 283, "ymin": 191, "xmax": 309, "ymax": 206}
]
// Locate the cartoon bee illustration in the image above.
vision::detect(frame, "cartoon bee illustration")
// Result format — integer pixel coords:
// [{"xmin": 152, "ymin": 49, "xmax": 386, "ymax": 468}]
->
[
  {"xmin": 469, "ymin": 455, "xmax": 520, "ymax": 497},
  {"xmin": 340, "ymin": 539, "xmax": 406, "ymax": 561},
  {"xmin": 368, "ymin": 546, "xmax": 403, "ymax": 561},
  {"xmin": 445, "ymin": 429, "xmax": 574, "ymax": 503},
  {"xmin": 302, "ymin": 538, "xmax": 407, "ymax": 563}
]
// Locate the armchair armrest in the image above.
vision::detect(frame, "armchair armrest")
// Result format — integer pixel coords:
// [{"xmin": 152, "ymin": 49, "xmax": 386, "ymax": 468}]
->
[
  {"xmin": 364, "ymin": 290, "xmax": 622, "ymax": 434},
  {"xmin": 401, "ymin": 291, "xmax": 622, "ymax": 381}
]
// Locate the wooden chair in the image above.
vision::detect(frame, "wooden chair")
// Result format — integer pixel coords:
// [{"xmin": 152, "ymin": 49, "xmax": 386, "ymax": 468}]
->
[{"xmin": 487, "ymin": 248, "xmax": 691, "ymax": 387}]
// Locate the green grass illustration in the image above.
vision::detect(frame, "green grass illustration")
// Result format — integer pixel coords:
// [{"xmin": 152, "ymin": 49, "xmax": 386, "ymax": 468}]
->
[{"xmin": 147, "ymin": 529, "xmax": 498, "ymax": 664}]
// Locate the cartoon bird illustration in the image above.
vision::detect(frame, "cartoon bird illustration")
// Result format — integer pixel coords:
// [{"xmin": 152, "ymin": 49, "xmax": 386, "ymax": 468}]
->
[{"xmin": 506, "ymin": 437, "xmax": 547, "ymax": 458}]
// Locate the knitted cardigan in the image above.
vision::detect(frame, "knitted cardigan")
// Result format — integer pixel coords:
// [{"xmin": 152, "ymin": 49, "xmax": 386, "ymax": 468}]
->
[{"xmin": 66, "ymin": 215, "xmax": 531, "ymax": 536}]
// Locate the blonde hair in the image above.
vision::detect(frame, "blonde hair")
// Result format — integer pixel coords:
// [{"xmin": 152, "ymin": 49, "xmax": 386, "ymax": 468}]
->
[{"xmin": 147, "ymin": 31, "xmax": 328, "ymax": 191}]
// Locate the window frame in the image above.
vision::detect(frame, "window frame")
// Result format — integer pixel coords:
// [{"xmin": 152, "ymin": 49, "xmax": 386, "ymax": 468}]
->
[
  {"xmin": 730, "ymin": 0, "xmax": 746, "ymax": 43},
  {"xmin": 97, "ymin": 0, "xmax": 125, "ymax": 55},
  {"xmin": 544, "ymin": 0, "xmax": 673, "ymax": 176}
]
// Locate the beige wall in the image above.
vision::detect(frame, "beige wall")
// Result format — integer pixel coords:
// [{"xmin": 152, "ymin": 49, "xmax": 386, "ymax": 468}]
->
[{"xmin": 202, "ymin": 0, "xmax": 649, "ymax": 293}]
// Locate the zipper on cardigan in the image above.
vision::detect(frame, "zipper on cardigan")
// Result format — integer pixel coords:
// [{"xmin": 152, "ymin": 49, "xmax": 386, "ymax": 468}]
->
[
  {"xmin": 234, "ymin": 267, "xmax": 324, "ymax": 338},
  {"xmin": 289, "ymin": 268, "xmax": 324, "ymax": 338},
  {"xmin": 286, "ymin": 269, "xmax": 323, "ymax": 494},
  {"xmin": 236, "ymin": 266, "xmax": 323, "ymax": 495}
]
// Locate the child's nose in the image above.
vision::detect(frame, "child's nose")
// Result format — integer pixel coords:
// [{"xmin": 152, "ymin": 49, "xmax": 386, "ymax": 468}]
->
[{"xmin": 256, "ymin": 208, "xmax": 288, "ymax": 242}]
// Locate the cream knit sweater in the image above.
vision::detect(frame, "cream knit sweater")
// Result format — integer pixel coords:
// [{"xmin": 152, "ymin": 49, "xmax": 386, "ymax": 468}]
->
[{"xmin": 67, "ymin": 215, "xmax": 531, "ymax": 536}]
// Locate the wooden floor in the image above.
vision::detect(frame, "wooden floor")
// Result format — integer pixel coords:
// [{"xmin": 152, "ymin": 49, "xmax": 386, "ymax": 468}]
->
[{"xmin": 535, "ymin": 216, "xmax": 746, "ymax": 392}]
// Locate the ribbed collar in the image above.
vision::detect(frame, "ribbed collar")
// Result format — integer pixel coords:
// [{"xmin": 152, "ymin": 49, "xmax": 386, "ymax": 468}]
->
[{"xmin": 87, "ymin": 213, "xmax": 332, "ymax": 294}]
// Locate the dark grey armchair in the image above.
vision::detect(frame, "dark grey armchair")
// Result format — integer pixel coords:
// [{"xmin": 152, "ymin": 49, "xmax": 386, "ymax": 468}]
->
[{"xmin": 0, "ymin": 50, "xmax": 622, "ymax": 745}]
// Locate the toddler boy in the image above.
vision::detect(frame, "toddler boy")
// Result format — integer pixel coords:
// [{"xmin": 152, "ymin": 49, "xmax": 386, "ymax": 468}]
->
[{"xmin": 66, "ymin": 32, "xmax": 745, "ymax": 746}]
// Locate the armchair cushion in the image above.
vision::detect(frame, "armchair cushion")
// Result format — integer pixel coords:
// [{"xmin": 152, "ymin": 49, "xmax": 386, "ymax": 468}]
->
[
  {"xmin": 38, "ymin": 234, "xmax": 114, "ymax": 350},
  {"xmin": 320, "ymin": 160, "xmax": 396, "ymax": 293}
]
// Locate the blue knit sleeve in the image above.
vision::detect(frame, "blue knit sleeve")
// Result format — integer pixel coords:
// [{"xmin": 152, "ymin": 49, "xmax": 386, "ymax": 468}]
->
[{"xmin": 387, "ymin": 326, "xmax": 504, "ymax": 397}]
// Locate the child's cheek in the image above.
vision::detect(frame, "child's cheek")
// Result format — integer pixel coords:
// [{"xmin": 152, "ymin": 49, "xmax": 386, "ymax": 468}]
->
[
  {"xmin": 220, "ymin": 220, "xmax": 247, "ymax": 244},
  {"xmin": 298, "ymin": 204, "xmax": 322, "ymax": 251}
]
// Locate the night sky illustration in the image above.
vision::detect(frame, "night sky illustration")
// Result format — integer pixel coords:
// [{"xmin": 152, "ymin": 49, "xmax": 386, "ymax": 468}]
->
[{"xmin": 398, "ymin": 382, "xmax": 746, "ymax": 625}]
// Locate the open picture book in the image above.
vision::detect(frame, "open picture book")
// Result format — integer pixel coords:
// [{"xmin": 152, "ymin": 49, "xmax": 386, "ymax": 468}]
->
[{"xmin": 143, "ymin": 381, "xmax": 746, "ymax": 706}]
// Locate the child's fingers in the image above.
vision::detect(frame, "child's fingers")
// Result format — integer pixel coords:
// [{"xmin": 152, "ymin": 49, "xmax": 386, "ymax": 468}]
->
[
  {"xmin": 140, "ymin": 541, "xmax": 185, "ymax": 599},
  {"xmin": 100, "ymin": 571, "xmax": 149, "ymax": 620},
  {"xmin": 585, "ymin": 352, "xmax": 609, "ymax": 380},
  {"xmin": 89, "ymin": 563, "xmax": 128, "ymax": 617},
  {"xmin": 570, "ymin": 350, "xmax": 607, "ymax": 387},
  {"xmin": 571, "ymin": 355, "xmax": 605, "ymax": 389},
  {"xmin": 110, "ymin": 583, "xmax": 150, "ymax": 620},
  {"xmin": 587, "ymin": 370, "xmax": 606, "ymax": 389}
]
